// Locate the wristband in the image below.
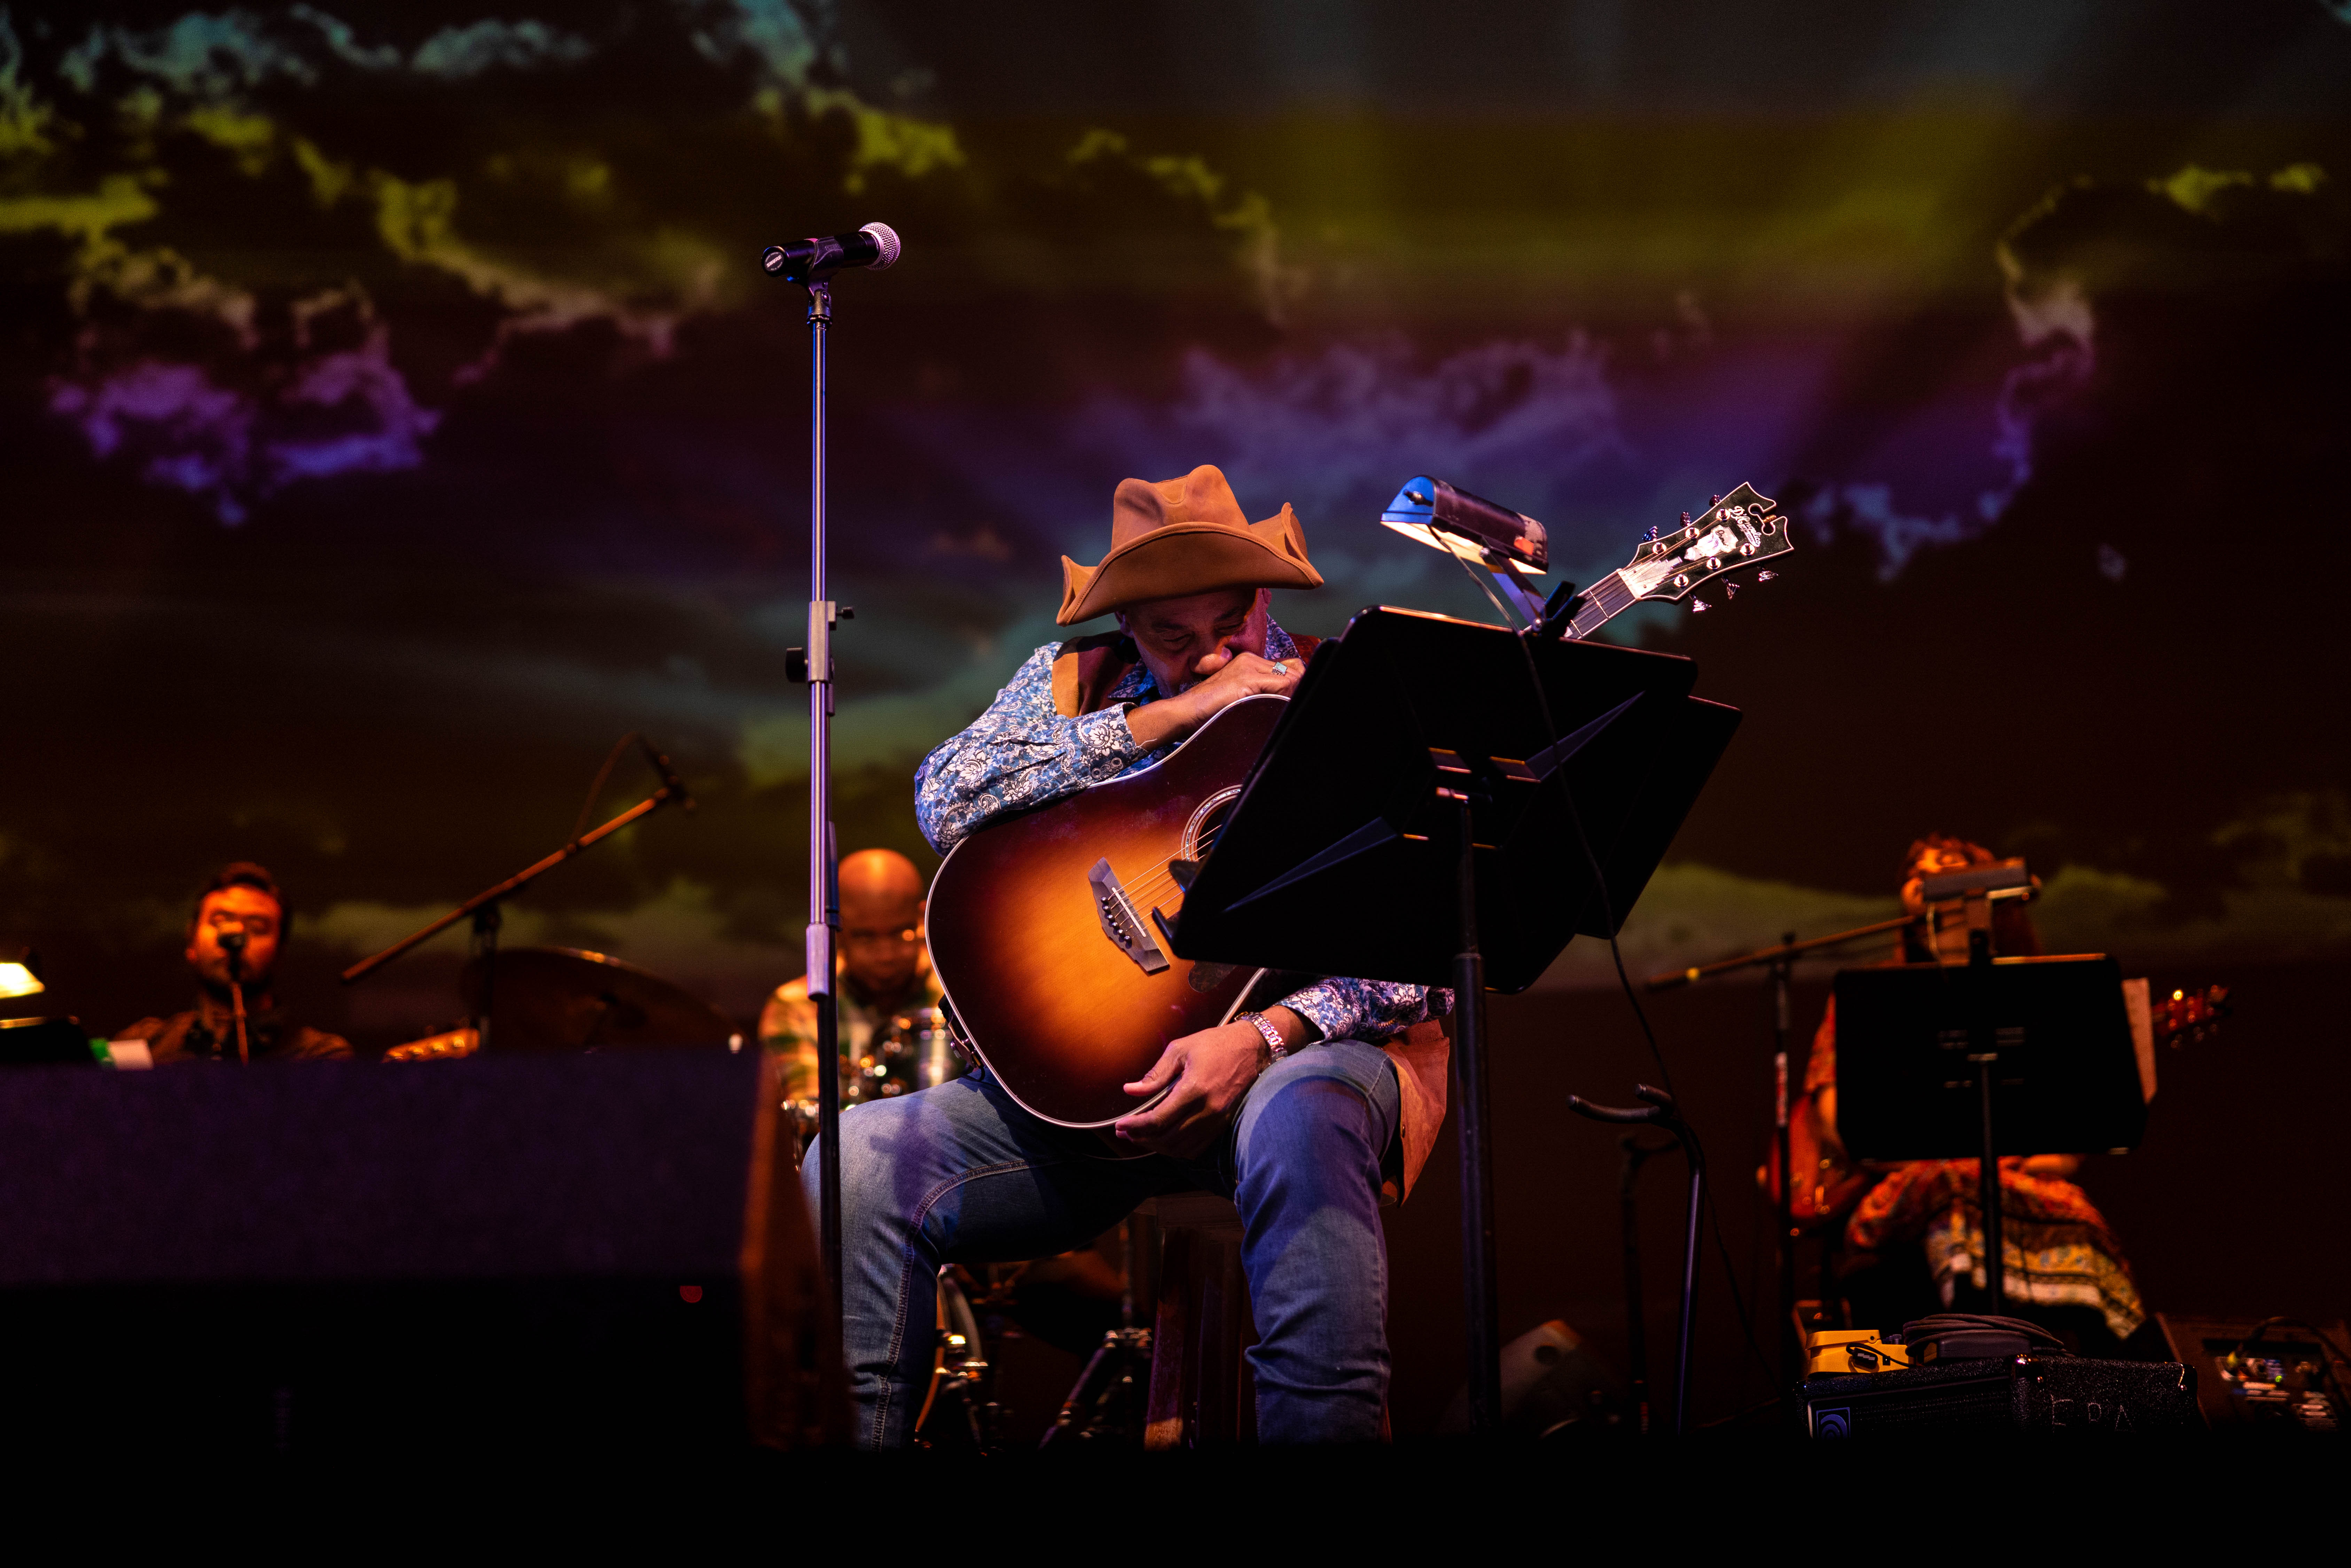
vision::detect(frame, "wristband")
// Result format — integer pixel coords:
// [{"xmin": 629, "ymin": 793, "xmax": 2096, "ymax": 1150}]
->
[{"xmin": 1235, "ymin": 1010, "xmax": 1289, "ymax": 1062}]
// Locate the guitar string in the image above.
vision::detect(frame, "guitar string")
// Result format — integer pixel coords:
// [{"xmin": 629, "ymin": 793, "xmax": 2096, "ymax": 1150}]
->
[{"xmin": 1114, "ymin": 822, "xmax": 1231, "ymax": 911}]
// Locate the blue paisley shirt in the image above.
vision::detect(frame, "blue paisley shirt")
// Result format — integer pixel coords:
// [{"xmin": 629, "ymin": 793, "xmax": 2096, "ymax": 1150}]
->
[{"xmin": 914, "ymin": 619, "xmax": 1450, "ymax": 1044}]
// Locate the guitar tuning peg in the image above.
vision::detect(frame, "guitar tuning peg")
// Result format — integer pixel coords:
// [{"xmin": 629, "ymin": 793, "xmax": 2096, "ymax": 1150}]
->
[
  {"xmin": 1756, "ymin": 570, "xmax": 1778, "ymax": 582},
  {"xmin": 1724, "ymin": 581, "xmax": 1738, "ymax": 599},
  {"xmin": 1678, "ymin": 512, "xmax": 1691, "ymax": 526},
  {"xmin": 1645, "ymin": 524, "xmax": 1660, "ymax": 541},
  {"xmin": 1710, "ymin": 495, "xmax": 1721, "ymax": 507},
  {"xmin": 1690, "ymin": 598, "xmax": 1711, "ymax": 612}
]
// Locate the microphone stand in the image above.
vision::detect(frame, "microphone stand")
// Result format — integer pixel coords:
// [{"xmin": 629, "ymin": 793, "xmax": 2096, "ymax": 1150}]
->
[
  {"xmin": 1617, "ymin": 1131, "xmax": 1677, "ymax": 1435},
  {"xmin": 1570, "ymin": 1085, "xmax": 1704, "ymax": 1435},
  {"xmin": 763, "ymin": 226, "xmax": 896, "ymax": 1317},
  {"xmin": 220, "ymin": 930, "xmax": 251, "ymax": 1064},
  {"xmin": 338, "ymin": 756, "xmax": 694, "ymax": 1019},
  {"xmin": 800, "ymin": 279, "xmax": 846, "ymax": 1316}
]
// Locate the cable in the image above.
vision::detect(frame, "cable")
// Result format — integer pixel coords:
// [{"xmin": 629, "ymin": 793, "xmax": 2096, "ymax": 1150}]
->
[
  {"xmin": 571, "ymin": 731, "xmax": 641, "ymax": 847},
  {"xmin": 1450, "ymin": 548, "xmax": 1678, "ymax": 1096},
  {"xmin": 1452, "ymin": 546, "xmax": 1528, "ymax": 633},
  {"xmin": 1706, "ymin": 1181, "xmax": 1777, "ymax": 1391},
  {"xmin": 1901, "ymin": 1312, "xmax": 2069, "ymax": 1357},
  {"xmin": 1460, "ymin": 548, "xmax": 1776, "ymax": 1403}
]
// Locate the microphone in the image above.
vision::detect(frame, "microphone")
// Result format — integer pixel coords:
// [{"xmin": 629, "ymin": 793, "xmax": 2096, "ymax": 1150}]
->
[
  {"xmin": 639, "ymin": 736, "xmax": 696, "ymax": 813},
  {"xmin": 218, "ymin": 927, "xmax": 247, "ymax": 980},
  {"xmin": 762, "ymin": 222, "xmax": 901, "ymax": 284}
]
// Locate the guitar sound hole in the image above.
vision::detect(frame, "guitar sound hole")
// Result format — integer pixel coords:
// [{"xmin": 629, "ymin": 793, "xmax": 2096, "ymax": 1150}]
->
[{"xmin": 1180, "ymin": 786, "xmax": 1244, "ymax": 863}]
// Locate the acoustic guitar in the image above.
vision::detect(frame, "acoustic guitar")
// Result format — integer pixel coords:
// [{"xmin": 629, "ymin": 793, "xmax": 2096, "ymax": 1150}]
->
[{"xmin": 927, "ymin": 484, "xmax": 1791, "ymax": 1127}]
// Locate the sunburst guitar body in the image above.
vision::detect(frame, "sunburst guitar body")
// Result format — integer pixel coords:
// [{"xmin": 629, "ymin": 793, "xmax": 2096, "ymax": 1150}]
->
[{"xmin": 924, "ymin": 696, "xmax": 1282, "ymax": 1127}]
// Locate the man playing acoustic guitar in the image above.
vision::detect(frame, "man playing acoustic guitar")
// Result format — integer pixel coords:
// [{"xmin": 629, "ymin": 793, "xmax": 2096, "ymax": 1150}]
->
[{"xmin": 807, "ymin": 464, "xmax": 1453, "ymax": 1446}]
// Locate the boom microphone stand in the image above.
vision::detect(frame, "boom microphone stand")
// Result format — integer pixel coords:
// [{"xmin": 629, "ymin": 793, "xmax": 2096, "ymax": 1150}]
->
[
  {"xmin": 762, "ymin": 222, "xmax": 900, "ymax": 1311},
  {"xmin": 339, "ymin": 738, "xmax": 695, "ymax": 1002}
]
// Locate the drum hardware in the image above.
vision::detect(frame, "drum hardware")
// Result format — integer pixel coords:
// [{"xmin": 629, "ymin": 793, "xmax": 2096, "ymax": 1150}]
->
[
  {"xmin": 383, "ymin": 1027, "xmax": 481, "ymax": 1062},
  {"xmin": 913, "ymin": 1265, "xmax": 997, "ymax": 1451},
  {"xmin": 1040, "ymin": 1325, "xmax": 1153, "ymax": 1446},
  {"xmin": 1039, "ymin": 1216, "xmax": 1153, "ymax": 1448},
  {"xmin": 850, "ymin": 1006, "xmax": 965, "ymax": 1103}
]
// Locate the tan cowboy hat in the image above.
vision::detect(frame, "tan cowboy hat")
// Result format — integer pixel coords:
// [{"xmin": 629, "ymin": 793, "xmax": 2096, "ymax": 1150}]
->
[{"xmin": 1056, "ymin": 464, "xmax": 1323, "ymax": 626}]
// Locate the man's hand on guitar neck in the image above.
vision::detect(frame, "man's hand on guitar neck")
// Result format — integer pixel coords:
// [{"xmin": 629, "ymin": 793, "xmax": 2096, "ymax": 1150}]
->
[
  {"xmin": 1112, "ymin": 1006, "xmax": 1314, "ymax": 1158},
  {"xmin": 1124, "ymin": 649, "xmax": 1303, "ymax": 753}
]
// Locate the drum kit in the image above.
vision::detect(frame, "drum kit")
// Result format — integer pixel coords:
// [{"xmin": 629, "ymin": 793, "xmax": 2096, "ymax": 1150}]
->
[{"xmin": 839, "ymin": 1005, "xmax": 964, "ymax": 1105}]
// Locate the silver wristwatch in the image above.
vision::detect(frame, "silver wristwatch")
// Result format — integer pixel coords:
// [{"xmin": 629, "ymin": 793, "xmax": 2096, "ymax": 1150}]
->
[{"xmin": 1235, "ymin": 1010, "xmax": 1289, "ymax": 1061}]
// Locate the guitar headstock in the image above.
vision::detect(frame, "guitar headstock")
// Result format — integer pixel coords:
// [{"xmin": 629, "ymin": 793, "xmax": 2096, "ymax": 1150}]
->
[
  {"xmin": 2153, "ymin": 983, "xmax": 2231, "ymax": 1048},
  {"xmin": 1621, "ymin": 483, "xmax": 1790, "ymax": 605}
]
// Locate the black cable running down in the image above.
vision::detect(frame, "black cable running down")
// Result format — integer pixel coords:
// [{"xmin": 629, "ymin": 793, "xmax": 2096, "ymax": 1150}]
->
[{"xmin": 1449, "ymin": 546, "xmax": 1676, "ymax": 1095}]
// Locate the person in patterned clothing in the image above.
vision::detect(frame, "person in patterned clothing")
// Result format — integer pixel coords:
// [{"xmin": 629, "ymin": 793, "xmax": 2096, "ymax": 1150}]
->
[
  {"xmin": 807, "ymin": 464, "xmax": 1453, "ymax": 1446},
  {"xmin": 1792, "ymin": 833, "xmax": 2158, "ymax": 1356}
]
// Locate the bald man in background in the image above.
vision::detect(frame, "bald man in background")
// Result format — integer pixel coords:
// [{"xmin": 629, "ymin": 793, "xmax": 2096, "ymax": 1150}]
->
[{"xmin": 760, "ymin": 847, "xmax": 949, "ymax": 1108}]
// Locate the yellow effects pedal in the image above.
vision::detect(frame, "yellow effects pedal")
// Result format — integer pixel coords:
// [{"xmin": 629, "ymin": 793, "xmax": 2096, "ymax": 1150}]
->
[{"xmin": 1805, "ymin": 1329, "xmax": 1911, "ymax": 1379}]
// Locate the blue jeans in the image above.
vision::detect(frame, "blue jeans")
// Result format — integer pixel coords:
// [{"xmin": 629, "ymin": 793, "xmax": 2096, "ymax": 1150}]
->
[{"xmin": 803, "ymin": 1040, "xmax": 1404, "ymax": 1447}]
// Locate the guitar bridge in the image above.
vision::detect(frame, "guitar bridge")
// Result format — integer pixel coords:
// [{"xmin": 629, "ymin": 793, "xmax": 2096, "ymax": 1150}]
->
[{"xmin": 1088, "ymin": 858, "xmax": 1170, "ymax": 975}]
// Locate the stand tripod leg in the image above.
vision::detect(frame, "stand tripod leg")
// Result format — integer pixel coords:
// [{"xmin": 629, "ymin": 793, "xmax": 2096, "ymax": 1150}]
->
[
  {"xmin": 1618, "ymin": 1137, "xmax": 1657, "ymax": 1436},
  {"xmin": 1676, "ymin": 1161, "xmax": 1704, "ymax": 1437},
  {"xmin": 1771, "ymin": 947, "xmax": 1795, "ymax": 1388},
  {"xmin": 1977, "ymin": 1061, "xmax": 2003, "ymax": 1315},
  {"xmin": 469, "ymin": 903, "xmax": 501, "ymax": 1052}
]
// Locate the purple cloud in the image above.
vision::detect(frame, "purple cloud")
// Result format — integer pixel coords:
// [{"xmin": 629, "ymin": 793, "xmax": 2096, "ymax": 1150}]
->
[{"xmin": 48, "ymin": 320, "xmax": 440, "ymax": 524}]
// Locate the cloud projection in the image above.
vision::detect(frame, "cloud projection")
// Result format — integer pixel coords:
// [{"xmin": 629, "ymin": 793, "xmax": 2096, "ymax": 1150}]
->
[
  {"xmin": 3, "ymin": 1, "xmax": 2349, "ymax": 1044},
  {"xmin": 2, "ymin": 0, "xmax": 966, "ymax": 519}
]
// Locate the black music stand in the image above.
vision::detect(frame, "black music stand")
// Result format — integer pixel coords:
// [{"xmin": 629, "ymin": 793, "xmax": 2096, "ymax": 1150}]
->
[
  {"xmin": 1834, "ymin": 954, "xmax": 2147, "ymax": 1314},
  {"xmin": 1172, "ymin": 606, "xmax": 1740, "ymax": 1433}
]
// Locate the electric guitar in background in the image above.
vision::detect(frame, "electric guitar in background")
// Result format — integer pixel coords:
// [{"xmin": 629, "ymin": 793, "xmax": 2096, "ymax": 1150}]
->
[{"xmin": 927, "ymin": 485, "xmax": 1793, "ymax": 1128}]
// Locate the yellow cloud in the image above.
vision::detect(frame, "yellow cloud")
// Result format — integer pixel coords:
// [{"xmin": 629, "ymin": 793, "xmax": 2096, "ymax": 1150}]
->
[
  {"xmin": 2153, "ymin": 162, "xmax": 2328, "ymax": 216},
  {"xmin": 370, "ymin": 171, "xmax": 692, "ymax": 370},
  {"xmin": 290, "ymin": 135, "xmax": 353, "ymax": 206},
  {"xmin": 183, "ymin": 104, "xmax": 274, "ymax": 175},
  {"xmin": 0, "ymin": 171, "xmax": 159, "ymax": 243},
  {"xmin": 1069, "ymin": 130, "xmax": 1303, "ymax": 322},
  {"xmin": 803, "ymin": 86, "xmax": 963, "ymax": 193}
]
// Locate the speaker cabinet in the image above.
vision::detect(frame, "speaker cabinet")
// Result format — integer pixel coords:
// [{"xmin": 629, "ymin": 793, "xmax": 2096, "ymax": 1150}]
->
[{"xmin": 0, "ymin": 1050, "xmax": 843, "ymax": 1455}]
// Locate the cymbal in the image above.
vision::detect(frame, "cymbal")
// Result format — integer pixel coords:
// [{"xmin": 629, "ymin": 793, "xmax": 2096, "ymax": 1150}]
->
[{"xmin": 457, "ymin": 946, "xmax": 740, "ymax": 1053}]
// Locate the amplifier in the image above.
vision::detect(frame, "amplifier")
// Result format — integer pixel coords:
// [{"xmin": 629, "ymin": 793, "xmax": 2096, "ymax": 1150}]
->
[
  {"xmin": 1802, "ymin": 1355, "xmax": 2200, "ymax": 1437},
  {"xmin": 0, "ymin": 1049, "xmax": 842, "ymax": 1456}
]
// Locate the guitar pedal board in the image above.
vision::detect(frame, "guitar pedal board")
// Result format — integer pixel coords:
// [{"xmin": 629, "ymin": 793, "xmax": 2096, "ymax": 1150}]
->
[{"xmin": 2156, "ymin": 1314, "xmax": 2348, "ymax": 1433}]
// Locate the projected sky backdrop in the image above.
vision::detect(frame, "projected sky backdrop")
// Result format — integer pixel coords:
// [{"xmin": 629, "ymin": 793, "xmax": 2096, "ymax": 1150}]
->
[{"xmin": 5, "ymin": 0, "xmax": 2349, "ymax": 1041}]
